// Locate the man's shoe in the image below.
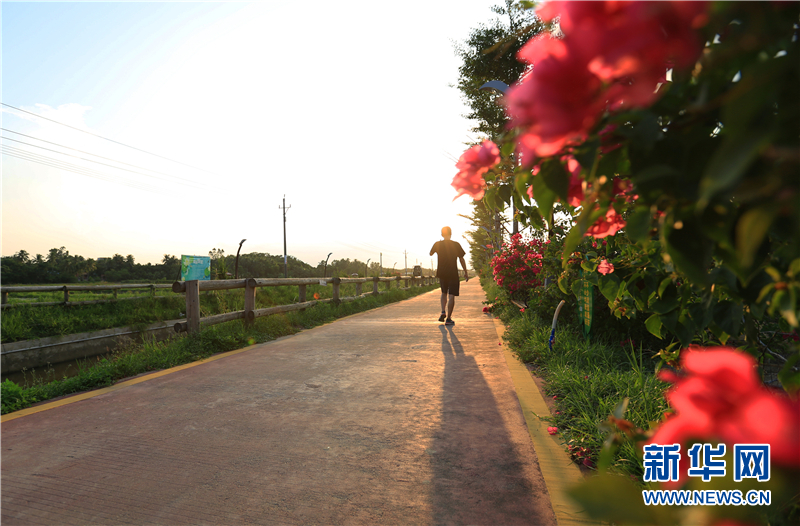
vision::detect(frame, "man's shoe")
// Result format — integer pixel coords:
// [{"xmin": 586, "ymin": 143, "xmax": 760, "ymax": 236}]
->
[
  {"xmin": 439, "ymin": 312, "xmax": 446, "ymax": 322},
  {"xmin": 445, "ymin": 318, "xmax": 455, "ymax": 326}
]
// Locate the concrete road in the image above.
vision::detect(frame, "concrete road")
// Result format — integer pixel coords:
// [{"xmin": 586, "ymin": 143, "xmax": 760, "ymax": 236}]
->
[{"xmin": 2, "ymin": 280, "xmax": 558, "ymax": 525}]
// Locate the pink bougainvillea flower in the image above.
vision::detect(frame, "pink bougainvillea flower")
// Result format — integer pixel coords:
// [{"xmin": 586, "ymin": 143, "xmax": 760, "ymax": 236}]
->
[
  {"xmin": 509, "ymin": 1, "xmax": 709, "ymax": 159},
  {"xmin": 564, "ymin": 156, "xmax": 585, "ymax": 207},
  {"xmin": 520, "ymin": 308, "xmax": 525, "ymax": 313},
  {"xmin": 586, "ymin": 208, "xmax": 626, "ymax": 238},
  {"xmin": 451, "ymin": 140, "xmax": 500, "ymax": 200},
  {"xmin": 482, "ymin": 306, "xmax": 489, "ymax": 313},
  {"xmin": 648, "ymin": 346, "xmax": 800, "ymax": 489},
  {"xmin": 547, "ymin": 427, "xmax": 559, "ymax": 435},
  {"xmin": 507, "ymin": 37, "xmax": 605, "ymax": 160},
  {"xmin": 597, "ymin": 259, "xmax": 615, "ymax": 275}
]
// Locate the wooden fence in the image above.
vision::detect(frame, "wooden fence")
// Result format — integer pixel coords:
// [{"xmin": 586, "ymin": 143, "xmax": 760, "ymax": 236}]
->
[
  {"xmin": 171, "ymin": 275, "xmax": 438, "ymax": 334},
  {"xmin": 0, "ymin": 284, "xmax": 174, "ymax": 309}
]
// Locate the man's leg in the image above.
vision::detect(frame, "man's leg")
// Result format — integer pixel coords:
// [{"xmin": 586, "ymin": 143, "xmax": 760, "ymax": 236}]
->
[
  {"xmin": 446, "ymin": 294, "xmax": 455, "ymax": 319},
  {"xmin": 439, "ymin": 292, "xmax": 447, "ymax": 322}
]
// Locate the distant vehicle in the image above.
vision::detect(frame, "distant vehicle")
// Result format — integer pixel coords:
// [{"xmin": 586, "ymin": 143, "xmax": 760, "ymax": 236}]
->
[
  {"xmin": 350, "ymin": 273, "xmax": 359, "ymax": 277},
  {"xmin": 412, "ymin": 265, "xmax": 422, "ymax": 277}
]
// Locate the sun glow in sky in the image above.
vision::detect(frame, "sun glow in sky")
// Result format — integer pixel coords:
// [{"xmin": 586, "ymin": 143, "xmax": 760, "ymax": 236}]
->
[{"xmin": 1, "ymin": 1, "xmax": 506, "ymax": 270}]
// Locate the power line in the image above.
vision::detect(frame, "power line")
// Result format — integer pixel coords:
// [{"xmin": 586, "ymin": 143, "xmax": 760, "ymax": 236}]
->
[
  {"xmin": 1, "ymin": 128, "xmax": 206, "ymax": 188},
  {"xmin": 1, "ymin": 146, "xmax": 168, "ymax": 195},
  {"xmin": 1, "ymin": 136, "xmax": 209, "ymax": 190},
  {"xmin": 1, "ymin": 102, "xmax": 222, "ymax": 177}
]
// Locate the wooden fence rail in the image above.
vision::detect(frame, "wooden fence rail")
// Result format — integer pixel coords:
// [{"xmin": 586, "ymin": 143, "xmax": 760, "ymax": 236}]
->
[
  {"xmin": 172, "ymin": 275, "xmax": 438, "ymax": 334},
  {"xmin": 0, "ymin": 284, "xmax": 174, "ymax": 309}
]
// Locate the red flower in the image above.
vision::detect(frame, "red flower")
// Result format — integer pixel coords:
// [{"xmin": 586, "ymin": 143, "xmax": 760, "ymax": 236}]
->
[
  {"xmin": 597, "ymin": 259, "xmax": 615, "ymax": 275},
  {"xmin": 507, "ymin": 37, "xmax": 605, "ymax": 159},
  {"xmin": 565, "ymin": 156, "xmax": 584, "ymax": 207},
  {"xmin": 313, "ymin": 292, "xmax": 320, "ymax": 300},
  {"xmin": 586, "ymin": 208, "xmax": 626, "ymax": 238},
  {"xmin": 649, "ymin": 347, "xmax": 800, "ymax": 488},
  {"xmin": 547, "ymin": 427, "xmax": 559, "ymax": 435},
  {"xmin": 482, "ymin": 306, "xmax": 489, "ymax": 313},
  {"xmin": 452, "ymin": 140, "xmax": 500, "ymax": 200},
  {"xmin": 509, "ymin": 1, "xmax": 708, "ymax": 159}
]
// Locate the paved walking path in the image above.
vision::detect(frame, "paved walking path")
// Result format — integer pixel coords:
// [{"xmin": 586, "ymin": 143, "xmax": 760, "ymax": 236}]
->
[{"xmin": 1, "ymin": 280, "xmax": 588, "ymax": 525}]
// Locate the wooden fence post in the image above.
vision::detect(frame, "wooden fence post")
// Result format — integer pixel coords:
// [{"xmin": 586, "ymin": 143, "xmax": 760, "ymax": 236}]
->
[
  {"xmin": 186, "ymin": 280, "xmax": 201, "ymax": 334},
  {"xmin": 332, "ymin": 277, "xmax": 341, "ymax": 305},
  {"xmin": 245, "ymin": 278, "xmax": 256, "ymax": 327},
  {"xmin": 298, "ymin": 284, "xmax": 306, "ymax": 303},
  {"xmin": 150, "ymin": 284, "xmax": 155, "ymax": 298},
  {"xmin": 372, "ymin": 276, "xmax": 379, "ymax": 296},
  {"xmin": 114, "ymin": 289, "xmax": 118, "ymax": 301},
  {"xmin": 356, "ymin": 282, "xmax": 362, "ymax": 296},
  {"xmin": 1, "ymin": 291, "xmax": 7, "ymax": 305},
  {"xmin": 63, "ymin": 286, "xmax": 69, "ymax": 305}
]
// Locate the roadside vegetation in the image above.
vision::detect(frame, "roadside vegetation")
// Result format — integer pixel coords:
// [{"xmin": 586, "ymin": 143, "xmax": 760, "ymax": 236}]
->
[
  {"xmin": 1, "ymin": 281, "xmax": 382, "ymax": 343},
  {"xmin": 1, "ymin": 283, "xmax": 438, "ymax": 415}
]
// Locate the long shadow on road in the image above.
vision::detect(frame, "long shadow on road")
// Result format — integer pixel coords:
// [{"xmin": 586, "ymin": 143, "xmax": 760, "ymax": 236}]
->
[{"xmin": 431, "ymin": 325, "xmax": 556, "ymax": 525}]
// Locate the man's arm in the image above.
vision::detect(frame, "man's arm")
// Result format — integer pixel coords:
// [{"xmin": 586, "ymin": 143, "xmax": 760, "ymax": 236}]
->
[
  {"xmin": 429, "ymin": 242, "xmax": 438, "ymax": 256},
  {"xmin": 459, "ymin": 256, "xmax": 469, "ymax": 282}
]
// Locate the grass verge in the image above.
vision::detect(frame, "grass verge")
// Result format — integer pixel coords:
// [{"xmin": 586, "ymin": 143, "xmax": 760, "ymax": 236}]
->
[
  {"xmin": 1, "ymin": 284, "xmax": 437, "ymax": 414},
  {"xmin": 482, "ymin": 276, "xmax": 669, "ymax": 480}
]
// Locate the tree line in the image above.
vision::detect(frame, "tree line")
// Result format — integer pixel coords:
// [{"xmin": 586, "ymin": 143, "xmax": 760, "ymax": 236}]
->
[{"xmin": 0, "ymin": 247, "xmax": 429, "ymax": 284}]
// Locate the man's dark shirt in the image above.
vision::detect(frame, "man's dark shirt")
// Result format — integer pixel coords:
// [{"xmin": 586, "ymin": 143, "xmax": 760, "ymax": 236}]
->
[{"xmin": 431, "ymin": 240, "xmax": 465, "ymax": 281}]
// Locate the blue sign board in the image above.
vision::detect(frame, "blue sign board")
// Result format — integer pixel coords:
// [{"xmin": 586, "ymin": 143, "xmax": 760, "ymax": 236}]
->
[{"xmin": 180, "ymin": 255, "xmax": 211, "ymax": 281}]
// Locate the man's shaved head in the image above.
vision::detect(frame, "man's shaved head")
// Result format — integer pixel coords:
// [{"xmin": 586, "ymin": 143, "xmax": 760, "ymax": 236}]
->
[{"xmin": 441, "ymin": 226, "xmax": 452, "ymax": 239}]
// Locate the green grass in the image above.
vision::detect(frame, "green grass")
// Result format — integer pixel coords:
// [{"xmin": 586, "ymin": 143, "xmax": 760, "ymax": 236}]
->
[
  {"xmin": 1, "ymin": 284, "xmax": 438, "ymax": 414},
  {"xmin": 483, "ymin": 276, "xmax": 669, "ymax": 480},
  {"xmin": 1, "ymin": 282, "xmax": 382, "ymax": 343}
]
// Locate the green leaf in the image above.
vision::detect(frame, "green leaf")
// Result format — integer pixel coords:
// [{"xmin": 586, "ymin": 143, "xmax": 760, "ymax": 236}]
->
[
  {"xmin": 713, "ymin": 301, "xmax": 744, "ymax": 337},
  {"xmin": 698, "ymin": 127, "xmax": 773, "ymax": 208},
  {"xmin": 645, "ymin": 314, "xmax": 663, "ymax": 338},
  {"xmin": 778, "ymin": 286, "xmax": 798, "ymax": 327},
  {"xmin": 540, "ymin": 158, "xmax": 570, "ymax": 203},
  {"xmin": 558, "ymin": 273, "xmax": 569, "ymax": 294},
  {"xmin": 736, "ymin": 206, "xmax": 777, "ymax": 269},
  {"xmin": 483, "ymin": 187, "xmax": 498, "ymax": 210},
  {"xmin": 515, "ymin": 172, "xmax": 531, "ymax": 203},
  {"xmin": 788, "ymin": 258, "xmax": 800, "ymax": 278},
  {"xmin": 501, "ymin": 140, "xmax": 516, "ymax": 157},
  {"xmin": 625, "ymin": 206, "xmax": 652, "ymax": 243},
  {"xmin": 498, "ymin": 184, "xmax": 513, "ymax": 206},
  {"xmin": 530, "ymin": 173, "xmax": 556, "ymax": 221},
  {"xmin": 657, "ymin": 278, "xmax": 672, "ymax": 299},
  {"xmin": 612, "ymin": 397, "xmax": 629, "ymax": 420},
  {"xmin": 665, "ymin": 219, "xmax": 712, "ymax": 287},
  {"xmin": 571, "ymin": 279, "xmax": 586, "ymax": 300},
  {"xmin": 778, "ymin": 352, "xmax": 800, "ymax": 395},
  {"xmin": 566, "ymin": 475, "xmax": 676, "ymax": 526},
  {"xmin": 598, "ymin": 274, "xmax": 621, "ymax": 302}
]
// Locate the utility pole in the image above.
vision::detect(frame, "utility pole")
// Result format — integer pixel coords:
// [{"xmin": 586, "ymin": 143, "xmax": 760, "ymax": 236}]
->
[
  {"xmin": 380, "ymin": 252, "xmax": 382, "ymax": 276},
  {"xmin": 279, "ymin": 195, "xmax": 291, "ymax": 278},
  {"xmin": 404, "ymin": 250, "xmax": 408, "ymax": 276}
]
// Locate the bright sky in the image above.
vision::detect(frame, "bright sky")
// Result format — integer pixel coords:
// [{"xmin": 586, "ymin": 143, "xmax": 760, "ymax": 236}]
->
[{"xmin": 1, "ymin": 0, "xmax": 507, "ymax": 271}]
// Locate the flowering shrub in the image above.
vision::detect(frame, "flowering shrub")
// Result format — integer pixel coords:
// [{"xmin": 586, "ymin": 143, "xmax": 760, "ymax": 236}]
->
[{"xmin": 490, "ymin": 233, "xmax": 546, "ymax": 297}]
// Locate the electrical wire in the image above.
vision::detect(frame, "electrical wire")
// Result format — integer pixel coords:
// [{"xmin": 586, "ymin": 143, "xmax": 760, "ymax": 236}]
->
[
  {"xmin": 1, "ymin": 146, "xmax": 169, "ymax": 195},
  {"xmin": 1, "ymin": 136, "xmax": 208, "ymax": 190},
  {"xmin": 1, "ymin": 102, "xmax": 223, "ymax": 177},
  {"xmin": 1, "ymin": 128, "xmax": 208, "ymax": 188}
]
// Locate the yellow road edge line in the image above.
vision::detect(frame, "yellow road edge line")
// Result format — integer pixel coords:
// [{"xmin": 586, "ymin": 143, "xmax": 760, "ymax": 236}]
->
[
  {"xmin": 492, "ymin": 317, "xmax": 601, "ymax": 526},
  {"xmin": 1, "ymin": 343, "xmax": 261, "ymax": 423}
]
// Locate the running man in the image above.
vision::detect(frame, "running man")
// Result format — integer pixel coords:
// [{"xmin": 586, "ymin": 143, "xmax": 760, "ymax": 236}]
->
[{"xmin": 430, "ymin": 226, "xmax": 469, "ymax": 325}]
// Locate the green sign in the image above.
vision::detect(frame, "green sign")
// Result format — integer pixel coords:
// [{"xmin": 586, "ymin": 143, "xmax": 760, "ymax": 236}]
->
[
  {"xmin": 180, "ymin": 255, "xmax": 211, "ymax": 281},
  {"xmin": 578, "ymin": 269, "xmax": 593, "ymax": 339}
]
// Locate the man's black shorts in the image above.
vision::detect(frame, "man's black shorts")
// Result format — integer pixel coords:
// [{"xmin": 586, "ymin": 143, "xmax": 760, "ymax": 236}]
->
[{"xmin": 440, "ymin": 277, "xmax": 460, "ymax": 296}]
